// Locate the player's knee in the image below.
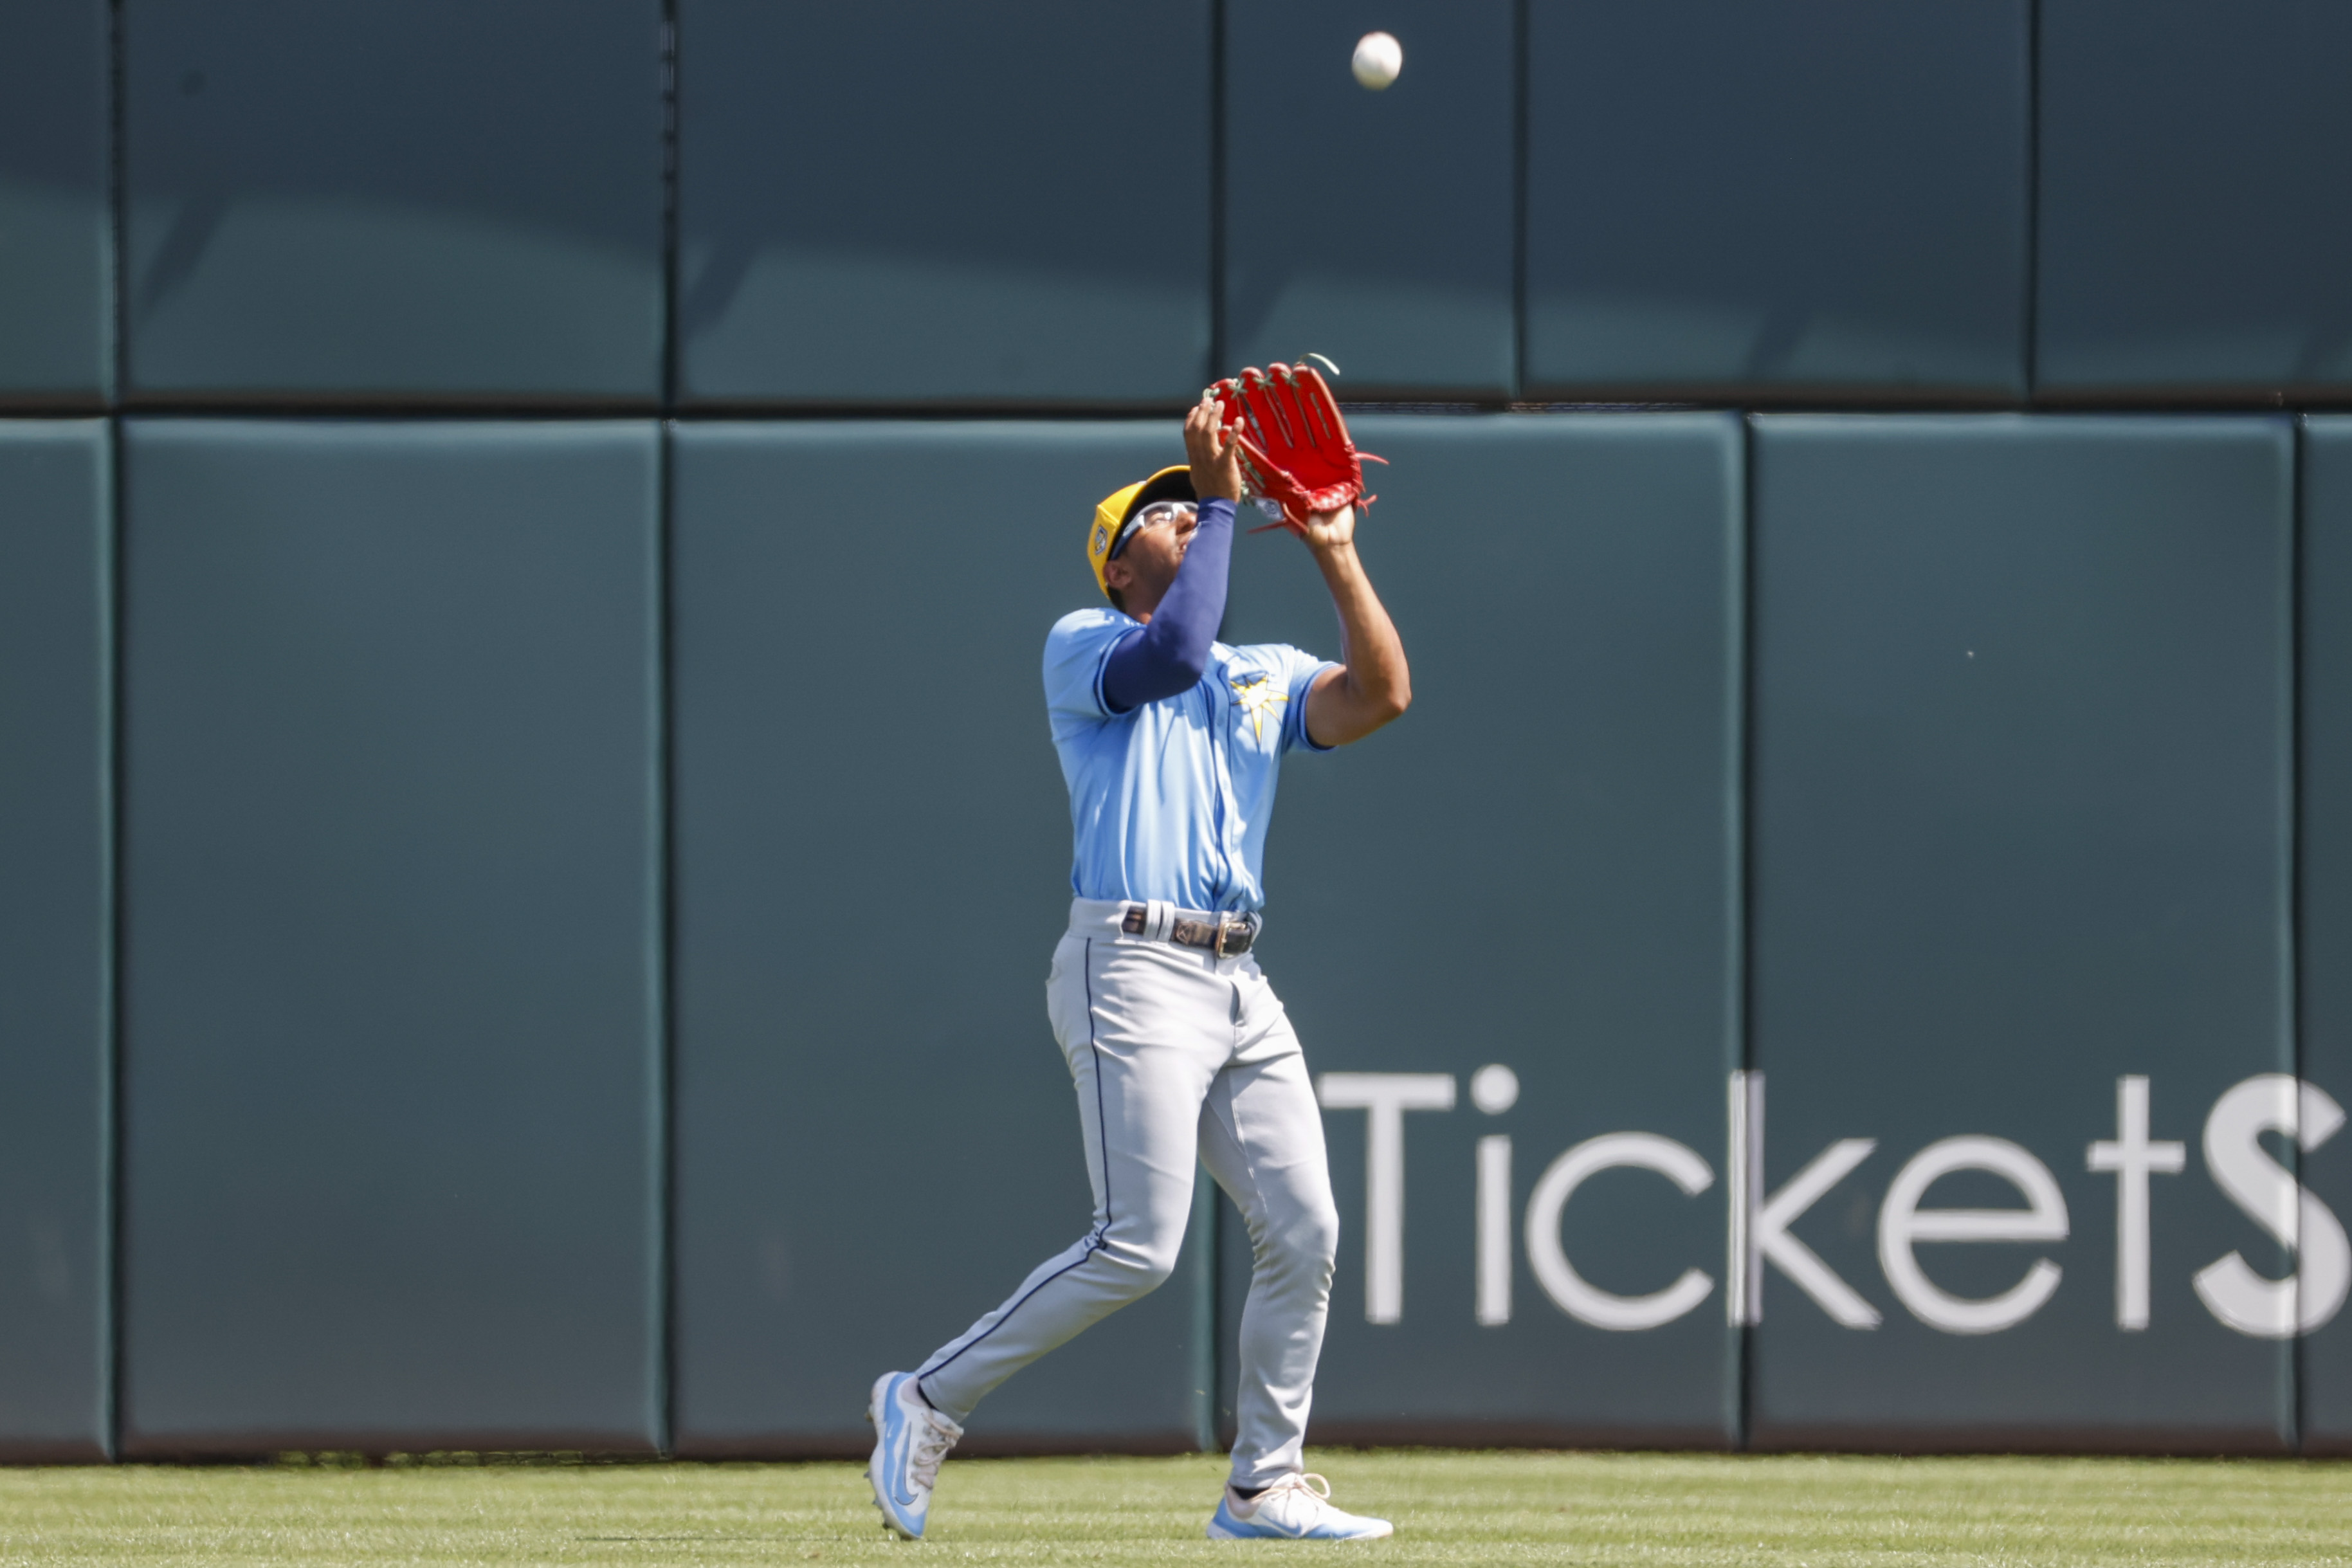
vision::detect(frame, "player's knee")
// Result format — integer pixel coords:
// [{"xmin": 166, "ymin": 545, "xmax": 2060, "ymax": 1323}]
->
[
  {"xmin": 1302, "ymin": 1203, "xmax": 1340, "ymax": 1273},
  {"xmin": 1260, "ymin": 1199, "xmax": 1340, "ymax": 1282},
  {"xmin": 1098, "ymin": 1234, "xmax": 1183, "ymax": 1300}
]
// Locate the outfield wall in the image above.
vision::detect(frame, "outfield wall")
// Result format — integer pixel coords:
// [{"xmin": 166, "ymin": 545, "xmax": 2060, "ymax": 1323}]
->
[{"xmin": 6, "ymin": 1, "xmax": 2352, "ymax": 1460}]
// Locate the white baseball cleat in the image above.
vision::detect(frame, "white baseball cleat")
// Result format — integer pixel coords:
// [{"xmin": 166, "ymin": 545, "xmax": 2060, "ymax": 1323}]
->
[
  {"xmin": 1205, "ymin": 1472, "xmax": 1394, "ymax": 1540},
  {"xmin": 865, "ymin": 1371, "xmax": 963, "ymax": 1540}
]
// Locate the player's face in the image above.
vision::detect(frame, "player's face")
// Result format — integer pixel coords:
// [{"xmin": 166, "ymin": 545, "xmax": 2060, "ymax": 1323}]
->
[
  {"xmin": 1107, "ymin": 501, "xmax": 1199, "ymax": 609},
  {"xmin": 1126, "ymin": 500, "xmax": 1199, "ymax": 547}
]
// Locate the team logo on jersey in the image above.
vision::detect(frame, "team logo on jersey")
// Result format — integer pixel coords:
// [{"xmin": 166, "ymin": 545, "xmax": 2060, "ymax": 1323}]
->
[{"xmin": 1230, "ymin": 671, "xmax": 1288, "ymax": 742}]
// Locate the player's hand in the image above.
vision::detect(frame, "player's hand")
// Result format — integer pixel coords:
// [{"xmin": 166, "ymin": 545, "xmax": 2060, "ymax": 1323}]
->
[
  {"xmin": 1184, "ymin": 396, "xmax": 1244, "ymax": 502},
  {"xmin": 1297, "ymin": 504, "xmax": 1356, "ymax": 552}
]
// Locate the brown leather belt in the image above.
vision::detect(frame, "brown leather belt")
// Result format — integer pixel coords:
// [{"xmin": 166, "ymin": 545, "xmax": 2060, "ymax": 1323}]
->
[{"xmin": 1120, "ymin": 904, "xmax": 1261, "ymax": 958}]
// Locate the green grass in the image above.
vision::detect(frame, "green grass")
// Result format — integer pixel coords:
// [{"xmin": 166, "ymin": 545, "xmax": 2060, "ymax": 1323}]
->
[{"xmin": 0, "ymin": 1451, "xmax": 2347, "ymax": 1566}]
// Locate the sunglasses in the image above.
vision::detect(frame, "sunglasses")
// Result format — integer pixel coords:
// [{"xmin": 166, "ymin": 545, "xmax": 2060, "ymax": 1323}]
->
[{"xmin": 1111, "ymin": 500, "xmax": 1199, "ymax": 558}]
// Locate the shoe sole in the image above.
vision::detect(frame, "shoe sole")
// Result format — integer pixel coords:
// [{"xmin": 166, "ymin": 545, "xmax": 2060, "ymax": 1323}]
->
[
  {"xmin": 866, "ymin": 1380, "xmax": 922, "ymax": 1540},
  {"xmin": 1206, "ymin": 1513, "xmax": 1394, "ymax": 1541}
]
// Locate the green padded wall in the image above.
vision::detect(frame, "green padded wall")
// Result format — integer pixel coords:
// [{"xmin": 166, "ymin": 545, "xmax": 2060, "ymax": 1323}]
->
[
  {"xmin": 2298, "ymin": 417, "xmax": 2352, "ymax": 1453},
  {"xmin": 2038, "ymin": 1, "xmax": 2352, "ymax": 400},
  {"xmin": 670, "ymin": 424, "xmax": 1215, "ymax": 1455},
  {"xmin": 1, "ymin": 0, "xmax": 2349, "ymax": 1460},
  {"xmin": 1749, "ymin": 416, "xmax": 2295, "ymax": 1450},
  {"xmin": 0, "ymin": 423, "xmax": 112, "ymax": 1459},
  {"xmin": 677, "ymin": 1, "xmax": 1211, "ymax": 407},
  {"xmin": 120, "ymin": 421, "xmax": 662, "ymax": 1454},
  {"xmin": 1214, "ymin": 414, "xmax": 1742, "ymax": 1445},
  {"xmin": 123, "ymin": 0, "xmax": 664, "ymax": 403},
  {"xmin": 1525, "ymin": 0, "xmax": 2028, "ymax": 402},
  {"xmin": 0, "ymin": 0, "xmax": 111, "ymax": 404}
]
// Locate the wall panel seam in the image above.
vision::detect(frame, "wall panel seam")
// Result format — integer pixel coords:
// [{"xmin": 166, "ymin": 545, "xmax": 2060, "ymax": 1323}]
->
[
  {"xmin": 661, "ymin": 0, "xmax": 680, "ymax": 415},
  {"xmin": 1733, "ymin": 409, "xmax": 1758, "ymax": 1452},
  {"xmin": 2292, "ymin": 414, "xmax": 2309, "ymax": 1450},
  {"xmin": 655, "ymin": 419, "xmax": 678, "ymax": 1455},
  {"xmin": 103, "ymin": 0, "xmax": 129, "ymax": 1461},
  {"xmin": 2023, "ymin": 0, "xmax": 2041, "ymax": 403},
  {"xmin": 1208, "ymin": 0, "xmax": 1228, "ymax": 374},
  {"xmin": 102, "ymin": 412, "xmax": 123, "ymax": 1461},
  {"xmin": 1511, "ymin": 0, "xmax": 1529, "ymax": 400}
]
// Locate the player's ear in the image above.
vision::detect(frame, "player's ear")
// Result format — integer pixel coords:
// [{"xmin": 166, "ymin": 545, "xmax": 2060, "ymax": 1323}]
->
[{"xmin": 1103, "ymin": 554, "xmax": 1134, "ymax": 594}]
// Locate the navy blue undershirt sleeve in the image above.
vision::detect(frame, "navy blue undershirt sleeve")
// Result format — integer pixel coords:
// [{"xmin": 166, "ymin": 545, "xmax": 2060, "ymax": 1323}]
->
[{"xmin": 1100, "ymin": 497, "xmax": 1235, "ymax": 714}]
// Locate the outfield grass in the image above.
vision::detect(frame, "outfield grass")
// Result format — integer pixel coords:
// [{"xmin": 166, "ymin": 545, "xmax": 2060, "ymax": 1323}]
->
[{"xmin": 0, "ymin": 1450, "xmax": 2346, "ymax": 1566}]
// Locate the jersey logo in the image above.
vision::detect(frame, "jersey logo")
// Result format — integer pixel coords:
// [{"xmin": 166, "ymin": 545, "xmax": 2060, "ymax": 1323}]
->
[{"xmin": 1229, "ymin": 671, "xmax": 1288, "ymax": 743}]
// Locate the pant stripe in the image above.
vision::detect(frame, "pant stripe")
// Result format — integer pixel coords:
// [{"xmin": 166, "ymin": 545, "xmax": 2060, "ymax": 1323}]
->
[
  {"xmin": 918, "ymin": 940, "xmax": 1112, "ymax": 1394},
  {"xmin": 1084, "ymin": 938, "xmax": 1115, "ymax": 1218}
]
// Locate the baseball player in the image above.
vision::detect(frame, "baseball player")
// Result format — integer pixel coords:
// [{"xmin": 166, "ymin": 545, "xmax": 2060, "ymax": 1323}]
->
[{"xmin": 867, "ymin": 369, "xmax": 1409, "ymax": 1542}]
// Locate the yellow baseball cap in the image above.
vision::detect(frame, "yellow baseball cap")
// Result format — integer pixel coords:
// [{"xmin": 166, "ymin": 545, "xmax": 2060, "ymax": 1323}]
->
[{"xmin": 1088, "ymin": 466, "xmax": 1196, "ymax": 599}]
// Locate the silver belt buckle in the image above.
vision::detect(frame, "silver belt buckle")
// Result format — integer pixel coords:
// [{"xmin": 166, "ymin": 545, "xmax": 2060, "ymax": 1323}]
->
[{"xmin": 1214, "ymin": 912, "xmax": 1248, "ymax": 958}]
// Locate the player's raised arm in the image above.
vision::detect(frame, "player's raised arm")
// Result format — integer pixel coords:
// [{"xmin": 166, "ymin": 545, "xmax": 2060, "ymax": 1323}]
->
[
  {"xmin": 1200, "ymin": 361, "xmax": 1409, "ymax": 749},
  {"xmin": 1300, "ymin": 504, "xmax": 1411, "ymax": 748},
  {"xmin": 1091, "ymin": 402, "xmax": 1245, "ymax": 712}
]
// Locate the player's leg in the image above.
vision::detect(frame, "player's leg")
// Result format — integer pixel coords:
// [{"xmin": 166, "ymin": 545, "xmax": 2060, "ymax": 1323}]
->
[
  {"xmin": 910, "ymin": 931, "xmax": 1225, "ymax": 1423},
  {"xmin": 1194, "ymin": 962, "xmax": 1389, "ymax": 1541},
  {"xmin": 869, "ymin": 931, "xmax": 1224, "ymax": 1537},
  {"xmin": 1196, "ymin": 1003, "xmax": 1337, "ymax": 1488}
]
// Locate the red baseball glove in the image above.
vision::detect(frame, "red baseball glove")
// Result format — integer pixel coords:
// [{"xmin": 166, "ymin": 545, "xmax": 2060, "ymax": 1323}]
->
[{"xmin": 1206, "ymin": 360, "xmax": 1384, "ymax": 533}]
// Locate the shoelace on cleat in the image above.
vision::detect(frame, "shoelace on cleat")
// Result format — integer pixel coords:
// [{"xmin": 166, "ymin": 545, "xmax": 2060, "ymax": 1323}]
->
[
  {"xmin": 907, "ymin": 1414, "xmax": 957, "ymax": 1491},
  {"xmin": 1257, "ymin": 1472, "xmax": 1333, "ymax": 1504}
]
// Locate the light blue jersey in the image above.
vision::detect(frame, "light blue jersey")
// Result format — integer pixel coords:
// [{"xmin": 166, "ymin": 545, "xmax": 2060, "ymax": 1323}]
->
[{"xmin": 1044, "ymin": 608, "xmax": 1338, "ymax": 913}]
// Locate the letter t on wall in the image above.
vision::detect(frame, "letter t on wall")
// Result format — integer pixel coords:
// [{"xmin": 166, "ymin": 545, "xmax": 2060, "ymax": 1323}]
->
[
  {"xmin": 2086, "ymin": 1075, "xmax": 2185, "ymax": 1330},
  {"xmin": 1317, "ymin": 1073, "xmax": 1457, "ymax": 1324}
]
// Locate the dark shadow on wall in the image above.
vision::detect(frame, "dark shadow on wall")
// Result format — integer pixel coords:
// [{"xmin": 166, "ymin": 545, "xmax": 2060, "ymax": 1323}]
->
[{"xmin": 135, "ymin": 188, "xmax": 226, "ymax": 320}]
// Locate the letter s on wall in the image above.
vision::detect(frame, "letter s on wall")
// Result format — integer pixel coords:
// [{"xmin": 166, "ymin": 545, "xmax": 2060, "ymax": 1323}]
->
[{"xmin": 2195, "ymin": 1074, "xmax": 2351, "ymax": 1338}]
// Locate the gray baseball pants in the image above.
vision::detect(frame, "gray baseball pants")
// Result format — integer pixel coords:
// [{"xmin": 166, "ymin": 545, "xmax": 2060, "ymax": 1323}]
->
[{"xmin": 915, "ymin": 897, "xmax": 1340, "ymax": 1490}]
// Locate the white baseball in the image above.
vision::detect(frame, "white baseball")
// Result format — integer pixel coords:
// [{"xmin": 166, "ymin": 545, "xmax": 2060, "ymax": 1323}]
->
[{"xmin": 1352, "ymin": 31, "xmax": 1403, "ymax": 91}]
